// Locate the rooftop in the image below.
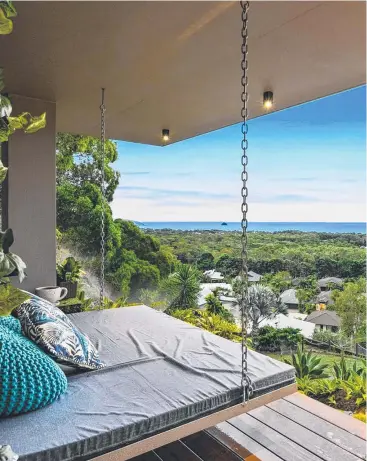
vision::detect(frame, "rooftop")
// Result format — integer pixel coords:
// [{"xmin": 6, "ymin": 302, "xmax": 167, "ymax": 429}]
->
[
  {"xmin": 318, "ymin": 277, "xmax": 344, "ymax": 288},
  {"xmin": 280, "ymin": 289, "xmax": 299, "ymax": 305},
  {"xmin": 306, "ymin": 310, "xmax": 341, "ymax": 328}
]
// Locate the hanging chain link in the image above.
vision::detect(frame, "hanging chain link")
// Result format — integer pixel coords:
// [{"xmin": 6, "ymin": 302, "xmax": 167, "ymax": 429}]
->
[
  {"xmin": 99, "ymin": 88, "xmax": 106, "ymax": 307},
  {"xmin": 240, "ymin": 0, "xmax": 253, "ymax": 404}
]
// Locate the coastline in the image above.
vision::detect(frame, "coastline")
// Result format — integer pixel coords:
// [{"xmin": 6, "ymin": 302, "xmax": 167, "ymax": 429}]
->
[{"xmin": 137, "ymin": 222, "xmax": 366, "ymax": 234}]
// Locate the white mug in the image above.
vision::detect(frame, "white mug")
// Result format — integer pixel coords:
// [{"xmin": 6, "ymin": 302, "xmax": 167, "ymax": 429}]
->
[{"xmin": 35, "ymin": 286, "xmax": 68, "ymax": 304}]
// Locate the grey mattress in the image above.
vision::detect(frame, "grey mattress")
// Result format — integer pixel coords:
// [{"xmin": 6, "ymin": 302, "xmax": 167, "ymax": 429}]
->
[{"xmin": 1, "ymin": 306, "xmax": 295, "ymax": 461}]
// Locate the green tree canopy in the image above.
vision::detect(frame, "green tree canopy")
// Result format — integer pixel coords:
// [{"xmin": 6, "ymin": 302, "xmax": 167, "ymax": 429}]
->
[
  {"xmin": 332, "ymin": 278, "xmax": 366, "ymax": 339},
  {"xmin": 56, "ymin": 133, "xmax": 178, "ymax": 299}
]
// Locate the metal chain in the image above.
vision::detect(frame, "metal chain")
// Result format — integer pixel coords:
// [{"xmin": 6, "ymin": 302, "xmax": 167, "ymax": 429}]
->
[
  {"xmin": 99, "ymin": 88, "xmax": 106, "ymax": 307},
  {"xmin": 240, "ymin": 0, "xmax": 253, "ymax": 403}
]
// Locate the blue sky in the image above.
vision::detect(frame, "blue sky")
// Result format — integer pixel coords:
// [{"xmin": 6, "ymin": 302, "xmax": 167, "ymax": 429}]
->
[{"xmin": 112, "ymin": 86, "xmax": 366, "ymax": 222}]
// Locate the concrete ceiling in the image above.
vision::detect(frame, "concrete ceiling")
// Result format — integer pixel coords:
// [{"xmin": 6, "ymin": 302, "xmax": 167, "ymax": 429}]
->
[{"xmin": 1, "ymin": 1, "xmax": 365, "ymax": 145}]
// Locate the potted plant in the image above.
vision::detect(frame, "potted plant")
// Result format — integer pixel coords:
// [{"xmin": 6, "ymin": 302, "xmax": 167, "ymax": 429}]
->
[
  {"xmin": 57, "ymin": 256, "xmax": 83, "ymax": 299},
  {"xmin": 0, "ymin": 229, "xmax": 29, "ymax": 316}
]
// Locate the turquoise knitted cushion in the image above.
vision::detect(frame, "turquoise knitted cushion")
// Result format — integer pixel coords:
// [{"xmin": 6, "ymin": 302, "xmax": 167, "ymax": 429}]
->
[{"xmin": 0, "ymin": 316, "xmax": 67, "ymax": 417}]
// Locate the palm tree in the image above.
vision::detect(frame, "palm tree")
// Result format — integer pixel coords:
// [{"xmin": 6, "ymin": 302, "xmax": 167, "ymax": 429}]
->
[
  {"xmin": 164, "ymin": 264, "xmax": 201, "ymax": 311},
  {"xmin": 234, "ymin": 283, "xmax": 288, "ymax": 335}
]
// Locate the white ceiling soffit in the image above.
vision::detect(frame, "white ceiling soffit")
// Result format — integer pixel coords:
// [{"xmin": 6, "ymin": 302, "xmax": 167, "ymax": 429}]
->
[{"xmin": 1, "ymin": 1, "xmax": 365, "ymax": 146}]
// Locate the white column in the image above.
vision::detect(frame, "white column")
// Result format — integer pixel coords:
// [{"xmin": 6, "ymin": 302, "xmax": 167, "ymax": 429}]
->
[{"xmin": 8, "ymin": 95, "xmax": 56, "ymax": 292}]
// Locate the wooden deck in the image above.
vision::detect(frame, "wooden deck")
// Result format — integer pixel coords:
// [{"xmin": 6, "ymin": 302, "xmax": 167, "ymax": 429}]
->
[{"xmin": 132, "ymin": 393, "xmax": 366, "ymax": 461}]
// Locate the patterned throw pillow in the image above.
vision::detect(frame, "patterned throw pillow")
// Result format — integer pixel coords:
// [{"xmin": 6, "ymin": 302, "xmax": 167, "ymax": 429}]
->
[{"xmin": 14, "ymin": 295, "xmax": 105, "ymax": 370}]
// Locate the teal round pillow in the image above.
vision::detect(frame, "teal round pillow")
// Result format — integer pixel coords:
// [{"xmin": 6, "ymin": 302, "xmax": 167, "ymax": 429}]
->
[{"xmin": 0, "ymin": 316, "xmax": 67, "ymax": 416}]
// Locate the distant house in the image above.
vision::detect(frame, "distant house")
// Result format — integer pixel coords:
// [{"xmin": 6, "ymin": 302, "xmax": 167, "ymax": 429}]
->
[
  {"xmin": 317, "ymin": 277, "xmax": 343, "ymax": 292},
  {"xmin": 234, "ymin": 271, "xmax": 262, "ymax": 284},
  {"xmin": 280, "ymin": 288, "xmax": 299, "ymax": 311},
  {"xmin": 306, "ymin": 310, "xmax": 341, "ymax": 332},
  {"xmin": 203, "ymin": 270, "xmax": 224, "ymax": 283},
  {"xmin": 315, "ymin": 290, "xmax": 334, "ymax": 306},
  {"xmin": 262, "ymin": 313, "xmax": 315, "ymax": 339},
  {"xmin": 248, "ymin": 271, "xmax": 263, "ymax": 283},
  {"xmin": 198, "ymin": 283, "xmax": 231, "ymax": 308}
]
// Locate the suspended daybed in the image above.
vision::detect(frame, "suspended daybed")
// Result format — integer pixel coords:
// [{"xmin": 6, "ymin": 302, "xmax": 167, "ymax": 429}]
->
[{"xmin": 0, "ymin": 306, "xmax": 296, "ymax": 461}]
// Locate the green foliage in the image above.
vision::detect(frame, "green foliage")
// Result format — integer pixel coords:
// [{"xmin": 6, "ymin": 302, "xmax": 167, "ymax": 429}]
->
[
  {"xmin": 353, "ymin": 412, "xmax": 366, "ymax": 423},
  {"xmin": 76, "ymin": 290, "xmax": 93, "ymax": 311},
  {"xmin": 297, "ymin": 376, "xmax": 339, "ymax": 396},
  {"xmin": 197, "ymin": 252, "xmax": 215, "ymax": 271},
  {"xmin": 312, "ymin": 329, "xmax": 353, "ymax": 350},
  {"xmin": 295, "ymin": 276, "xmax": 318, "ymax": 312},
  {"xmin": 284, "ymin": 344, "xmax": 329, "ymax": 379},
  {"xmin": 256, "ymin": 326, "xmax": 302, "ymax": 352},
  {"xmin": 262, "ymin": 271, "xmax": 292, "ymax": 295},
  {"xmin": 149, "ymin": 229, "xmax": 366, "ymax": 279},
  {"xmin": 164, "ymin": 264, "xmax": 201, "ymax": 311},
  {"xmin": 332, "ymin": 354, "xmax": 366, "ymax": 380},
  {"xmin": 56, "ymin": 134, "xmax": 178, "ymax": 299},
  {"xmin": 0, "ymin": 283, "xmax": 30, "ymax": 316},
  {"xmin": 0, "ymin": 1, "xmax": 16, "ymax": 35},
  {"xmin": 171, "ymin": 309, "xmax": 241, "ymax": 341},
  {"xmin": 233, "ymin": 283, "xmax": 288, "ymax": 334},
  {"xmin": 0, "ymin": 229, "xmax": 26, "ymax": 282},
  {"xmin": 332, "ymin": 278, "xmax": 366, "ymax": 338},
  {"xmin": 341, "ymin": 371, "xmax": 366, "ymax": 406},
  {"xmin": 57, "ymin": 256, "xmax": 83, "ymax": 283},
  {"xmin": 205, "ymin": 293, "xmax": 235, "ymax": 323},
  {"xmin": 97, "ymin": 295, "xmax": 130, "ymax": 310}
]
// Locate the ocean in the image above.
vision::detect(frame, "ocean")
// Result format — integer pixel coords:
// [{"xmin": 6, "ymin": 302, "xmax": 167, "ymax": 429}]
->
[{"xmin": 138, "ymin": 222, "xmax": 366, "ymax": 233}]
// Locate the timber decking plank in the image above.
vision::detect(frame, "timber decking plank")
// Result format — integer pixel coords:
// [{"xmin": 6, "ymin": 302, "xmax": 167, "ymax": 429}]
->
[
  {"xmin": 228, "ymin": 413, "xmax": 324, "ymax": 461},
  {"xmin": 284, "ymin": 393, "xmax": 366, "ymax": 440},
  {"xmin": 155, "ymin": 440, "xmax": 204, "ymax": 461},
  {"xmin": 183, "ymin": 431, "xmax": 241, "ymax": 461},
  {"xmin": 130, "ymin": 452, "xmax": 162, "ymax": 461},
  {"xmin": 267, "ymin": 398, "xmax": 366, "ymax": 459},
  {"xmin": 249, "ymin": 406, "xmax": 360, "ymax": 461},
  {"xmin": 209, "ymin": 422, "xmax": 283, "ymax": 461}
]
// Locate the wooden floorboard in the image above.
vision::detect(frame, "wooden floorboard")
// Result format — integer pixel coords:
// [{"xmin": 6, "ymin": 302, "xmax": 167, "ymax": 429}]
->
[
  {"xmin": 209, "ymin": 423, "xmax": 283, "ymax": 461},
  {"xmin": 284, "ymin": 393, "xmax": 366, "ymax": 440},
  {"xmin": 130, "ymin": 452, "xmax": 162, "ymax": 461},
  {"xmin": 155, "ymin": 440, "xmax": 204, "ymax": 461},
  {"xmin": 249, "ymin": 406, "xmax": 361, "ymax": 461},
  {"xmin": 183, "ymin": 431, "xmax": 241, "ymax": 461},
  {"xmin": 266, "ymin": 398, "xmax": 366, "ymax": 459},
  {"xmin": 228, "ymin": 412, "xmax": 324, "ymax": 461}
]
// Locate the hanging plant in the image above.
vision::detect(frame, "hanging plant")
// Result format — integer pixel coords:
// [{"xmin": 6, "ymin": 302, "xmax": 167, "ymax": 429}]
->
[
  {"xmin": 0, "ymin": 3, "xmax": 47, "ymax": 183},
  {"xmin": 0, "ymin": 0, "xmax": 16, "ymax": 35}
]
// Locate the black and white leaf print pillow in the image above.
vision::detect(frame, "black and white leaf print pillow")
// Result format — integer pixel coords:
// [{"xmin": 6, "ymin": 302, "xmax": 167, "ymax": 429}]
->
[{"xmin": 15, "ymin": 295, "xmax": 105, "ymax": 370}]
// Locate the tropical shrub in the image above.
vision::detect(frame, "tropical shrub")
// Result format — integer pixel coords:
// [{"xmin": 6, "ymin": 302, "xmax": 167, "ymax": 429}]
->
[
  {"xmin": 284, "ymin": 344, "xmax": 329, "ymax": 379},
  {"xmin": 353, "ymin": 413, "xmax": 366, "ymax": 423},
  {"xmin": 205, "ymin": 293, "xmax": 235, "ymax": 323},
  {"xmin": 341, "ymin": 372, "xmax": 366, "ymax": 408},
  {"xmin": 332, "ymin": 355, "xmax": 366, "ymax": 380},
  {"xmin": 297, "ymin": 376, "xmax": 339, "ymax": 397},
  {"xmin": 232, "ymin": 282, "xmax": 288, "ymax": 334},
  {"xmin": 164, "ymin": 264, "xmax": 201, "ymax": 311},
  {"xmin": 256, "ymin": 326, "xmax": 302, "ymax": 352},
  {"xmin": 171, "ymin": 309, "xmax": 241, "ymax": 341},
  {"xmin": 57, "ymin": 256, "xmax": 83, "ymax": 283}
]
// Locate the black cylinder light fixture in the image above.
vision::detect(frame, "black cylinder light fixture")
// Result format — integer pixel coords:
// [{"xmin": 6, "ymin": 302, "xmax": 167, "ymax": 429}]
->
[
  {"xmin": 162, "ymin": 129, "xmax": 170, "ymax": 143},
  {"xmin": 263, "ymin": 91, "xmax": 273, "ymax": 110}
]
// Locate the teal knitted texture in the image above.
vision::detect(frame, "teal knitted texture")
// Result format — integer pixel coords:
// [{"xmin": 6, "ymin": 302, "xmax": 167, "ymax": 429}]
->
[{"xmin": 0, "ymin": 316, "xmax": 67, "ymax": 417}]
